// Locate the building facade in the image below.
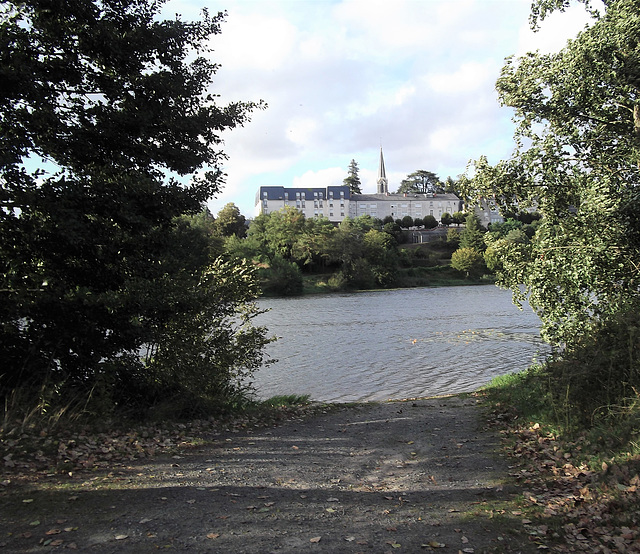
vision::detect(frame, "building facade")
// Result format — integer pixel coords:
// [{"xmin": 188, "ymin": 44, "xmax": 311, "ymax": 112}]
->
[
  {"xmin": 255, "ymin": 185, "xmax": 462, "ymax": 224},
  {"xmin": 256, "ymin": 185, "xmax": 352, "ymax": 221},
  {"xmin": 348, "ymin": 192, "xmax": 462, "ymax": 221},
  {"xmin": 255, "ymin": 148, "xmax": 462, "ymax": 223}
]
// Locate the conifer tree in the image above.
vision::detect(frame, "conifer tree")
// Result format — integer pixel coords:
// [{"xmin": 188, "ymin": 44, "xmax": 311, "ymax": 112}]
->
[{"xmin": 343, "ymin": 159, "xmax": 362, "ymax": 194}]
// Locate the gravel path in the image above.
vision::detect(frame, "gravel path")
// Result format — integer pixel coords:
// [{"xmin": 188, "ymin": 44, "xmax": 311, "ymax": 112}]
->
[{"xmin": 0, "ymin": 396, "xmax": 536, "ymax": 553}]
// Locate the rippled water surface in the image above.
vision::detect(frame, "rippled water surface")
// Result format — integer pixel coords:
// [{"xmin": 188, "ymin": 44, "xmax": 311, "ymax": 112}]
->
[{"xmin": 253, "ymin": 285, "xmax": 548, "ymax": 403}]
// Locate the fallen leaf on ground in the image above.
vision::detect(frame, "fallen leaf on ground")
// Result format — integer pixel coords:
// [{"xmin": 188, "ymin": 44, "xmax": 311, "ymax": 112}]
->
[
  {"xmin": 206, "ymin": 533, "xmax": 220, "ymax": 539},
  {"xmin": 310, "ymin": 536, "xmax": 321, "ymax": 543},
  {"xmin": 423, "ymin": 541, "xmax": 445, "ymax": 548}
]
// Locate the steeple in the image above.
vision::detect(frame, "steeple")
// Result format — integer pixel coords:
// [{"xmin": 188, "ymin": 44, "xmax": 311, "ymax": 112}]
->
[{"xmin": 376, "ymin": 147, "xmax": 388, "ymax": 194}]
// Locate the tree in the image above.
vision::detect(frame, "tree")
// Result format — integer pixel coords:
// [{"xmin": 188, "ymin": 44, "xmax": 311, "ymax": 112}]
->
[
  {"xmin": 292, "ymin": 216, "xmax": 336, "ymax": 271},
  {"xmin": 214, "ymin": 203, "xmax": 247, "ymax": 238},
  {"xmin": 451, "ymin": 247, "xmax": 484, "ymax": 277},
  {"xmin": 401, "ymin": 215, "xmax": 414, "ymax": 228},
  {"xmin": 396, "ymin": 170, "xmax": 442, "ymax": 194},
  {"xmin": 452, "ymin": 212, "xmax": 466, "ymax": 226},
  {"xmin": 444, "ymin": 176, "xmax": 460, "ymax": 194},
  {"xmin": 0, "ymin": 0, "xmax": 266, "ymax": 416},
  {"xmin": 447, "ymin": 228, "xmax": 461, "ymax": 245},
  {"xmin": 465, "ymin": 0, "xmax": 640, "ymax": 349},
  {"xmin": 247, "ymin": 206, "xmax": 306, "ymax": 261},
  {"xmin": 343, "ymin": 159, "xmax": 362, "ymax": 194},
  {"xmin": 459, "ymin": 213, "xmax": 486, "ymax": 252},
  {"xmin": 440, "ymin": 212, "xmax": 453, "ymax": 226},
  {"xmin": 423, "ymin": 215, "xmax": 438, "ymax": 229},
  {"xmin": 362, "ymin": 229, "xmax": 398, "ymax": 287}
]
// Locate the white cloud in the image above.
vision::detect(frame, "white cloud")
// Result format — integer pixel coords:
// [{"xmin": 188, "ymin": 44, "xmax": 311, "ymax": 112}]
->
[
  {"xmin": 426, "ymin": 60, "xmax": 499, "ymax": 94},
  {"xmin": 292, "ymin": 167, "xmax": 345, "ymax": 188}
]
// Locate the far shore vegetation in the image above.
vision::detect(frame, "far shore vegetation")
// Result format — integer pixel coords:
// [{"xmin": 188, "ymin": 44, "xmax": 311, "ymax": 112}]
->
[{"xmin": 213, "ymin": 202, "xmax": 533, "ymax": 298}]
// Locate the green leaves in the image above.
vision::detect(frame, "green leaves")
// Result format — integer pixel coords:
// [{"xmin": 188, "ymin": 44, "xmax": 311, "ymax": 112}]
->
[
  {"xmin": 466, "ymin": 0, "xmax": 640, "ymax": 349},
  {"xmin": 1, "ymin": 1, "xmax": 268, "ymax": 419}
]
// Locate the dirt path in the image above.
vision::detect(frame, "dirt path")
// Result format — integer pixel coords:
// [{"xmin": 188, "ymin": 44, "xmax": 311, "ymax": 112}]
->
[{"xmin": 1, "ymin": 396, "xmax": 537, "ymax": 553}]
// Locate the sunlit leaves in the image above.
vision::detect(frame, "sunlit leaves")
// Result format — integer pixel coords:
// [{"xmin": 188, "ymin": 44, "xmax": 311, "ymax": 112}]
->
[{"xmin": 467, "ymin": 0, "xmax": 640, "ymax": 347}]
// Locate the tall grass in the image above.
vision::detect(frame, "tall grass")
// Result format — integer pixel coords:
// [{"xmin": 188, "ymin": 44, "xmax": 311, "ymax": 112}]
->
[{"xmin": 482, "ymin": 308, "xmax": 640, "ymax": 458}]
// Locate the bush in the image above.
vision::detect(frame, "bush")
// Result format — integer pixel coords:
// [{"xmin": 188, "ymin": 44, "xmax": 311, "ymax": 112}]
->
[
  {"xmin": 451, "ymin": 247, "xmax": 484, "ymax": 277},
  {"xmin": 259, "ymin": 255, "xmax": 303, "ymax": 296},
  {"xmin": 541, "ymin": 309, "xmax": 640, "ymax": 431},
  {"xmin": 327, "ymin": 271, "xmax": 349, "ymax": 290}
]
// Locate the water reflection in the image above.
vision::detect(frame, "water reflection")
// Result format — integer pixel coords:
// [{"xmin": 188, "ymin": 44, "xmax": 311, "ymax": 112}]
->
[{"xmin": 253, "ymin": 285, "xmax": 548, "ymax": 402}]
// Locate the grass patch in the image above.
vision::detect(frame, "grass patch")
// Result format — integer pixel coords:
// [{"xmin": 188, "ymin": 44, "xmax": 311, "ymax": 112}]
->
[
  {"xmin": 301, "ymin": 274, "xmax": 335, "ymax": 295},
  {"xmin": 259, "ymin": 394, "xmax": 312, "ymax": 408}
]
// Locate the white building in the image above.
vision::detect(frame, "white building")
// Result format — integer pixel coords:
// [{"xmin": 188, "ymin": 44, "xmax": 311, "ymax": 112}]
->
[
  {"xmin": 256, "ymin": 185, "xmax": 351, "ymax": 221},
  {"xmin": 255, "ymin": 148, "xmax": 462, "ymax": 223}
]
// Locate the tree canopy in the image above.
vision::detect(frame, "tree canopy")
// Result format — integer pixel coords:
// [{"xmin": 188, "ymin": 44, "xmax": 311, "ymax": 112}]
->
[
  {"xmin": 396, "ymin": 170, "xmax": 442, "ymax": 195},
  {"xmin": 214, "ymin": 203, "xmax": 247, "ymax": 238},
  {"xmin": 0, "ymin": 0, "xmax": 267, "ymax": 418},
  {"xmin": 463, "ymin": 0, "xmax": 640, "ymax": 351}
]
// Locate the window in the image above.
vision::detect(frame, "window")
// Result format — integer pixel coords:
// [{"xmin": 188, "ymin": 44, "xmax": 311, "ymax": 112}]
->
[
  {"xmin": 296, "ymin": 192, "xmax": 301, "ymax": 199},
  {"xmin": 340, "ymin": 191, "xmax": 345, "ymax": 198},
  {"xmin": 314, "ymin": 192, "xmax": 318, "ymax": 198},
  {"xmin": 284, "ymin": 192, "xmax": 288, "ymax": 200},
  {"xmin": 263, "ymin": 191, "xmax": 268, "ymax": 198}
]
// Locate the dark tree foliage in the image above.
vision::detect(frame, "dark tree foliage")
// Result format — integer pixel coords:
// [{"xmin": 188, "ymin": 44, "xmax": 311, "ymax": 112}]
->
[
  {"xmin": 343, "ymin": 159, "xmax": 362, "ymax": 194},
  {"xmin": 0, "ymin": 0, "xmax": 266, "ymax": 417},
  {"xmin": 396, "ymin": 170, "xmax": 442, "ymax": 194}
]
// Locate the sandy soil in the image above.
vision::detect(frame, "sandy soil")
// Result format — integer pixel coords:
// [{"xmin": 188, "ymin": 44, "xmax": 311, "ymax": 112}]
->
[{"xmin": 0, "ymin": 396, "xmax": 537, "ymax": 553}]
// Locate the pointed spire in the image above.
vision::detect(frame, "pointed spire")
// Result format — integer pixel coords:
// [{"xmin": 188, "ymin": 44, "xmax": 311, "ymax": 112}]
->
[{"xmin": 377, "ymin": 147, "xmax": 388, "ymax": 194}]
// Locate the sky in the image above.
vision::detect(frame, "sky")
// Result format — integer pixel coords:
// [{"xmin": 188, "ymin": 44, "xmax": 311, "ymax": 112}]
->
[{"xmin": 161, "ymin": 0, "xmax": 601, "ymax": 218}]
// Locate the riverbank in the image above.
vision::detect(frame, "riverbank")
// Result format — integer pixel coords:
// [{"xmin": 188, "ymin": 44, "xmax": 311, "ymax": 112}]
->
[{"xmin": 300, "ymin": 268, "xmax": 494, "ymax": 295}]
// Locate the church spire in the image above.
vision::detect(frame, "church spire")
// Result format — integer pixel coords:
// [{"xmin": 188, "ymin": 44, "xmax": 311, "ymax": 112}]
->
[{"xmin": 376, "ymin": 147, "xmax": 388, "ymax": 194}]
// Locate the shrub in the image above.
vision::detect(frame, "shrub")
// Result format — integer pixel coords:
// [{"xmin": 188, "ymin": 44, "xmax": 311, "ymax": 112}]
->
[{"xmin": 259, "ymin": 255, "xmax": 303, "ymax": 296}]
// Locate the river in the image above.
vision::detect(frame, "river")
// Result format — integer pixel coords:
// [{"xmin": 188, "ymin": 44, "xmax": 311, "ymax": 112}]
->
[{"xmin": 252, "ymin": 285, "xmax": 548, "ymax": 403}]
